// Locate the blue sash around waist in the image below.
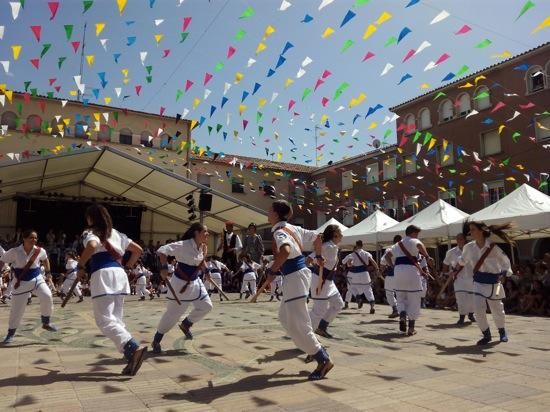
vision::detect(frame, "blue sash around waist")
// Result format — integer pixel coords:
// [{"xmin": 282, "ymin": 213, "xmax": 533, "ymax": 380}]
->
[
  {"xmin": 473, "ymin": 271, "xmax": 502, "ymax": 284},
  {"xmin": 209, "ymin": 269, "xmax": 221, "ymax": 274},
  {"xmin": 384, "ymin": 267, "xmax": 395, "ymax": 277},
  {"xmin": 175, "ymin": 262, "xmax": 201, "ymax": 281},
  {"xmin": 395, "ymin": 256, "xmax": 415, "ymax": 266},
  {"xmin": 281, "ymin": 255, "xmax": 306, "ymax": 276},
  {"xmin": 14, "ymin": 267, "xmax": 41, "ymax": 282},
  {"xmin": 311, "ymin": 265, "xmax": 335, "ymax": 281},
  {"xmin": 349, "ymin": 265, "xmax": 368, "ymax": 273},
  {"xmin": 90, "ymin": 252, "xmax": 122, "ymax": 274}
]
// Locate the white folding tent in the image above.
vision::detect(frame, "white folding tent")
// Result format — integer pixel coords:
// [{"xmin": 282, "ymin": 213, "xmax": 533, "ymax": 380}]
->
[
  {"xmin": 377, "ymin": 199, "xmax": 470, "ymax": 245},
  {"xmin": 341, "ymin": 210, "xmax": 398, "ymax": 247},
  {"xmin": 468, "ymin": 183, "xmax": 550, "ymax": 239},
  {"xmin": 316, "ymin": 217, "xmax": 348, "ymax": 233}
]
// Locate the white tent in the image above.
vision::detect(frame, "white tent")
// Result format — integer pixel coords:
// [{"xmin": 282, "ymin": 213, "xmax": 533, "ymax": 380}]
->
[
  {"xmin": 316, "ymin": 217, "xmax": 348, "ymax": 233},
  {"xmin": 378, "ymin": 199, "xmax": 470, "ymax": 244},
  {"xmin": 341, "ymin": 210, "xmax": 398, "ymax": 247},
  {"xmin": 468, "ymin": 183, "xmax": 550, "ymax": 239}
]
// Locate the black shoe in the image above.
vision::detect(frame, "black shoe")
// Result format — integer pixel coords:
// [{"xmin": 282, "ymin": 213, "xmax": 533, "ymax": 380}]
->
[
  {"xmin": 308, "ymin": 357, "xmax": 334, "ymax": 380},
  {"xmin": 457, "ymin": 315, "xmax": 466, "ymax": 326},
  {"xmin": 269, "ymin": 296, "xmax": 274, "ymax": 302},
  {"xmin": 1, "ymin": 297, "xmax": 6, "ymax": 304},
  {"xmin": 139, "ymin": 296, "xmax": 145, "ymax": 301},
  {"xmin": 357, "ymin": 299, "xmax": 363, "ymax": 309},
  {"xmin": 369, "ymin": 305, "xmax": 375, "ymax": 315},
  {"xmin": 389, "ymin": 308, "xmax": 399, "ymax": 318},
  {"xmin": 150, "ymin": 294, "xmax": 154, "ymax": 300},
  {"xmin": 407, "ymin": 320, "xmax": 416, "ymax": 336},
  {"xmin": 498, "ymin": 328, "xmax": 508, "ymax": 343},
  {"xmin": 276, "ymin": 294, "xmax": 281, "ymax": 301},
  {"xmin": 179, "ymin": 322, "xmax": 193, "ymax": 340},
  {"xmin": 42, "ymin": 323, "xmax": 58, "ymax": 332},
  {"xmin": 152, "ymin": 341, "xmax": 161, "ymax": 354},
  {"xmin": 27, "ymin": 298, "xmax": 32, "ymax": 305},
  {"xmin": 77, "ymin": 296, "xmax": 84, "ymax": 303},
  {"xmin": 121, "ymin": 346, "xmax": 147, "ymax": 376},
  {"xmin": 468, "ymin": 313, "xmax": 476, "ymax": 322},
  {"xmin": 315, "ymin": 328, "xmax": 334, "ymax": 339},
  {"xmin": 343, "ymin": 302, "xmax": 349, "ymax": 310},
  {"xmin": 239, "ymin": 293, "xmax": 243, "ymax": 300},
  {"xmin": 399, "ymin": 312, "xmax": 407, "ymax": 332},
  {"xmin": 245, "ymin": 291, "xmax": 250, "ymax": 299},
  {"xmin": 477, "ymin": 329, "xmax": 492, "ymax": 345}
]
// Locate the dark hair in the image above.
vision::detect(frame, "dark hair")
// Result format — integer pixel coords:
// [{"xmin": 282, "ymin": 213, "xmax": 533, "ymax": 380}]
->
[
  {"xmin": 355, "ymin": 240, "xmax": 363, "ymax": 248},
  {"xmin": 393, "ymin": 235, "xmax": 402, "ymax": 243},
  {"xmin": 240, "ymin": 253, "xmax": 252, "ymax": 263},
  {"xmin": 322, "ymin": 224, "xmax": 342, "ymax": 243},
  {"xmin": 65, "ymin": 250, "xmax": 78, "ymax": 259},
  {"xmin": 272, "ymin": 200, "xmax": 293, "ymax": 221},
  {"xmin": 85, "ymin": 204, "xmax": 113, "ymax": 242},
  {"xmin": 248, "ymin": 223, "xmax": 257, "ymax": 229},
  {"xmin": 182, "ymin": 223, "xmax": 206, "ymax": 241},
  {"xmin": 22, "ymin": 229, "xmax": 38, "ymax": 239},
  {"xmin": 405, "ymin": 225, "xmax": 421, "ymax": 236},
  {"xmin": 463, "ymin": 220, "xmax": 514, "ymax": 244}
]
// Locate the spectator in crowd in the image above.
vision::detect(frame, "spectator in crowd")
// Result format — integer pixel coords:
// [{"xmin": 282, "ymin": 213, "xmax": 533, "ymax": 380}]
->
[
  {"xmin": 217, "ymin": 221, "xmax": 242, "ymax": 273},
  {"xmin": 242, "ymin": 223, "xmax": 264, "ymax": 264}
]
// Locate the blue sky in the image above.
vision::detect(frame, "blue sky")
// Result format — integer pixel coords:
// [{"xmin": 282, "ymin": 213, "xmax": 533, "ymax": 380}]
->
[{"xmin": 1, "ymin": 0, "xmax": 548, "ymax": 165}]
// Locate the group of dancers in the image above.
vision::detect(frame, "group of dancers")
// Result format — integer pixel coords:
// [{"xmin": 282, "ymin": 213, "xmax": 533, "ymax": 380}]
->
[{"xmin": 0, "ymin": 200, "xmax": 513, "ymax": 380}]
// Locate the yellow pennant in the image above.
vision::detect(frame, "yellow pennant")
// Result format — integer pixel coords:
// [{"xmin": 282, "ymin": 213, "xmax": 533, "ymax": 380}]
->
[
  {"xmin": 474, "ymin": 75, "xmax": 486, "ymax": 85},
  {"xmin": 4, "ymin": 90, "xmax": 13, "ymax": 103},
  {"xmin": 190, "ymin": 119, "xmax": 198, "ymax": 129},
  {"xmin": 362, "ymin": 24, "xmax": 377, "ymax": 40},
  {"xmin": 121, "ymin": 68, "xmax": 129, "ymax": 77},
  {"xmin": 263, "ymin": 25, "xmax": 275, "ymax": 40},
  {"xmin": 117, "ymin": 0, "xmax": 127, "ymax": 16},
  {"xmin": 420, "ymin": 83, "xmax": 430, "ymax": 89},
  {"xmin": 498, "ymin": 124, "xmax": 506, "ymax": 134},
  {"xmin": 322, "ymin": 27, "xmax": 335, "ymax": 38},
  {"xmin": 123, "ymin": 78, "xmax": 129, "ymax": 85},
  {"xmin": 258, "ymin": 98, "xmax": 267, "ymax": 109},
  {"xmin": 95, "ymin": 22, "xmax": 106, "ymax": 37},
  {"xmin": 428, "ymin": 137, "xmax": 437, "ymax": 150},
  {"xmin": 234, "ymin": 72, "xmax": 244, "ymax": 84},
  {"xmin": 368, "ymin": 121, "xmax": 378, "ymax": 130},
  {"xmin": 192, "ymin": 98, "xmax": 200, "ymax": 108},
  {"xmin": 506, "ymin": 177, "xmax": 516, "ymax": 181},
  {"xmin": 375, "ymin": 11, "xmax": 392, "ymax": 25},
  {"xmin": 284, "ymin": 78, "xmax": 294, "ymax": 88},
  {"xmin": 239, "ymin": 104, "xmax": 247, "ymax": 115},
  {"xmin": 63, "ymin": 118, "xmax": 71, "ymax": 126},
  {"xmin": 443, "ymin": 139, "xmax": 448, "ymax": 151},
  {"xmin": 86, "ymin": 55, "xmax": 95, "ymax": 66},
  {"xmin": 104, "ymin": 97, "xmax": 111, "ymax": 104},
  {"xmin": 459, "ymin": 185, "xmax": 464, "ymax": 196},
  {"xmin": 11, "ymin": 45, "xmax": 22, "ymax": 60},
  {"xmin": 255, "ymin": 42, "xmax": 267, "ymax": 54},
  {"xmin": 69, "ymin": 90, "xmax": 78, "ymax": 96},
  {"xmin": 458, "ymin": 82, "xmax": 474, "ymax": 88},
  {"xmin": 154, "ymin": 34, "xmax": 164, "ymax": 44},
  {"xmin": 531, "ymin": 16, "xmax": 550, "ymax": 33}
]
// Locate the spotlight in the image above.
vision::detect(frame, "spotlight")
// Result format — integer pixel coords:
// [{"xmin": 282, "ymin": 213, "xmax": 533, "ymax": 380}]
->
[{"xmin": 185, "ymin": 194, "xmax": 194, "ymax": 201}]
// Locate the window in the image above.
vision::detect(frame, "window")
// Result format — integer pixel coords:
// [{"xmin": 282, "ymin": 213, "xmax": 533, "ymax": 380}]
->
[
  {"xmin": 439, "ymin": 190, "xmax": 457, "ymax": 207},
  {"xmin": 535, "ymin": 115, "xmax": 550, "ymax": 141},
  {"xmin": 294, "ymin": 186, "xmax": 305, "ymax": 205},
  {"xmin": 1, "ymin": 111, "xmax": 17, "ymax": 130},
  {"xmin": 457, "ymin": 93, "xmax": 472, "ymax": 117},
  {"xmin": 75, "ymin": 121, "xmax": 89, "ymax": 138},
  {"xmin": 403, "ymin": 154, "xmax": 416, "ymax": 175},
  {"xmin": 140, "ymin": 130, "xmax": 153, "ymax": 147},
  {"xmin": 384, "ymin": 199, "xmax": 398, "ymax": 219},
  {"xmin": 97, "ymin": 124, "xmax": 111, "ymax": 142},
  {"xmin": 342, "ymin": 206, "xmax": 354, "ymax": 226},
  {"xmin": 439, "ymin": 99, "xmax": 454, "ymax": 123},
  {"xmin": 436, "ymin": 144, "xmax": 454, "ymax": 166},
  {"xmin": 404, "ymin": 113, "xmax": 416, "ymax": 135},
  {"xmin": 197, "ymin": 173, "xmax": 211, "ymax": 187},
  {"xmin": 366, "ymin": 163, "xmax": 379, "ymax": 184},
  {"xmin": 481, "ymin": 130, "xmax": 501, "ymax": 156},
  {"xmin": 316, "ymin": 211, "xmax": 327, "ymax": 227},
  {"xmin": 474, "ymin": 86, "xmax": 491, "ymax": 110},
  {"xmin": 26, "ymin": 114, "xmax": 42, "ymax": 132},
  {"xmin": 484, "ymin": 180, "xmax": 505, "ymax": 206},
  {"xmin": 418, "ymin": 108, "xmax": 431, "ymax": 130},
  {"xmin": 383, "ymin": 157, "xmax": 396, "ymax": 181},
  {"xmin": 526, "ymin": 66, "xmax": 545, "ymax": 94},
  {"xmin": 315, "ymin": 178, "xmax": 326, "ymax": 196},
  {"xmin": 342, "ymin": 170, "xmax": 353, "ymax": 190},
  {"xmin": 231, "ymin": 177, "xmax": 244, "ymax": 193},
  {"xmin": 159, "ymin": 133, "xmax": 170, "ymax": 149},
  {"xmin": 119, "ymin": 128, "xmax": 133, "ymax": 145}
]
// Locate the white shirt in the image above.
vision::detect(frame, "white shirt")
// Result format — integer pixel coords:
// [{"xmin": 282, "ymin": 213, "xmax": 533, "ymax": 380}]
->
[
  {"xmin": 1, "ymin": 245, "xmax": 47, "ymax": 269},
  {"xmin": 342, "ymin": 249, "xmax": 372, "ymax": 267},
  {"xmin": 157, "ymin": 238, "xmax": 204, "ymax": 266},
  {"xmin": 459, "ymin": 240, "xmax": 512, "ymax": 276},
  {"xmin": 381, "ymin": 247, "xmax": 394, "ymax": 267},
  {"xmin": 207, "ymin": 260, "xmax": 228, "ymax": 272},
  {"xmin": 239, "ymin": 261, "xmax": 261, "ymax": 273},
  {"xmin": 390, "ymin": 236, "xmax": 423, "ymax": 259},
  {"xmin": 218, "ymin": 231, "xmax": 242, "ymax": 252},
  {"xmin": 65, "ymin": 259, "xmax": 78, "ymax": 280},
  {"xmin": 83, "ymin": 228, "xmax": 131, "ymax": 257},
  {"xmin": 0, "ymin": 245, "xmax": 5, "ymax": 258},
  {"xmin": 272, "ymin": 221, "xmax": 317, "ymax": 260},
  {"xmin": 308, "ymin": 241, "xmax": 339, "ymax": 271},
  {"xmin": 443, "ymin": 246, "xmax": 463, "ymax": 271}
]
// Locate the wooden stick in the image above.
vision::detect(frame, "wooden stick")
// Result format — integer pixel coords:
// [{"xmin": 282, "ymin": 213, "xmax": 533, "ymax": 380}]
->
[
  {"xmin": 205, "ymin": 274, "xmax": 230, "ymax": 301},
  {"xmin": 250, "ymin": 274, "xmax": 274, "ymax": 303},
  {"xmin": 165, "ymin": 277, "xmax": 182, "ymax": 305},
  {"xmin": 315, "ymin": 263, "xmax": 324, "ymax": 295},
  {"xmin": 61, "ymin": 276, "xmax": 80, "ymax": 308}
]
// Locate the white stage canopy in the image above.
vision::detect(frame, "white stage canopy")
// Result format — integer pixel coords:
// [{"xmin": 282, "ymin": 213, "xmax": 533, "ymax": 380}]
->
[
  {"xmin": 316, "ymin": 217, "xmax": 348, "ymax": 234},
  {"xmin": 341, "ymin": 210, "xmax": 398, "ymax": 247}
]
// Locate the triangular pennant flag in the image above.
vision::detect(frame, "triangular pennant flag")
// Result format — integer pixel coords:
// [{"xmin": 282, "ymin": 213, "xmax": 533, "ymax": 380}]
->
[
  {"xmin": 48, "ymin": 2, "xmax": 60, "ymax": 20},
  {"xmin": 64, "ymin": 24, "xmax": 73, "ymax": 40},
  {"xmin": 31, "ymin": 25, "xmax": 42, "ymax": 42},
  {"xmin": 204, "ymin": 72, "xmax": 213, "ymax": 86},
  {"xmin": 30, "ymin": 58, "xmax": 40, "ymax": 69},
  {"xmin": 83, "ymin": 0, "xmax": 93, "ymax": 13},
  {"xmin": 117, "ymin": 0, "xmax": 127, "ymax": 15},
  {"xmin": 40, "ymin": 44, "xmax": 51, "ymax": 58}
]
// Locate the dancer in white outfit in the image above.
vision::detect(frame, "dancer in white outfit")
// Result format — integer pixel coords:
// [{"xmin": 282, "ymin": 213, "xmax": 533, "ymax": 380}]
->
[
  {"xmin": 342, "ymin": 240, "xmax": 380, "ymax": 314},
  {"xmin": 151, "ymin": 223, "xmax": 213, "ymax": 354},
  {"xmin": 77, "ymin": 204, "xmax": 146, "ymax": 376},
  {"xmin": 384, "ymin": 225, "xmax": 433, "ymax": 336},
  {"xmin": 442, "ymin": 233, "xmax": 475, "ymax": 325},
  {"xmin": 380, "ymin": 235, "xmax": 402, "ymax": 318},
  {"xmin": 309, "ymin": 225, "xmax": 345, "ymax": 339},
  {"xmin": 453, "ymin": 221, "xmax": 513, "ymax": 345},
  {"xmin": 263, "ymin": 256, "xmax": 282, "ymax": 301},
  {"xmin": 205, "ymin": 256, "xmax": 228, "ymax": 301},
  {"xmin": 60, "ymin": 251, "xmax": 83, "ymax": 303},
  {"xmin": 134, "ymin": 263, "xmax": 153, "ymax": 301},
  {"xmin": 237, "ymin": 254, "xmax": 260, "ymax": 299},
  {"xmin": 254, "ymin": 200, "xmax": 333, "ymax": 380}
]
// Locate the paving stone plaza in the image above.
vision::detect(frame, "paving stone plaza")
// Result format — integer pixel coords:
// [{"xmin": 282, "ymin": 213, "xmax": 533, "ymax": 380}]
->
[{"xmin": 1, "ymin": 294, "xmax": 550, "ymax": 411}]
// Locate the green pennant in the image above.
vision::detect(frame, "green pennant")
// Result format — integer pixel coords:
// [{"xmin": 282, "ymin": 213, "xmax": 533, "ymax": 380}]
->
[
  {"xmin": 354, "ymin": 0, "xmax": 371, "ymax": 6},
  {"xmin": 412, "ymin": 130, "xmax": 422, "ymax": 143},
  {"xmin": 180, "ymin": 32, "xmax": 189, "ymax": 43},
  {"xmin": 145, "ymin": 65, "xmax": 153, "ymax": 75},
  {"xmin": 455, "ymin": 65, "xmax": 469, "ymax": 77},
  {"xmin": 433, "ymin": 91, "xmax": 446, "ymax": 100},
  {"xmin": 384, "ymin": 36, "xmax": 397, "ymax": 47},
  {"xmin": 19, "ymin": 0, "xmax": 25, "ymax": 8},
  {"xmin": 501, "ymin": 157, "xmax": 510, "ymax": 166},
  {"xmin": 64, "ymin": 25, "xmax": 73, "ymax": 40},
  {"xmin": 47, "ymin": 91, "xmax": 54, "ymax": 98},
  {"xmin": 239, "ymin": 6, "xmax": 255, "ymax": 19},
  {"xmin": 214, "ymin": 62, "xmax": 224, "ymax": 71},
  {"xmin": 333, "ymin": 82, "xmax": 349, "ymax": 100},
  {"xmin": 216, "ymin": 124, "xmax": 223, "ymax": 133},
  {"xmin": 24, "ymin": 81, "xmax": 31, "ymax": 91},
  {"xmin": 113, "ymin": 112, "xmax": 119, "ymax": 121},
  {"xmin": 176, "ymin": 89, "xmax": 183, "ymax": 102},
  {"xmin": 16, "ymin": 102, "xmax": 23, "ymax": 115},
  {"xmin": 41, "ymin": 43, "xmax": 52, "ymax": 58},
  {"xmin": 256, "ymin": 111, "xmax": 263, "ymax": 122},
  {"xmin": 383, "ymin": 129, "xmax": 393, "ymax": 139},
  {"xmin": 58, "ymin": 57, "xmax": 66, "ymax": 69},
  {"xmin": 302, "ymin": 87, "xmax": 312, "ymax": 101},
  {"xmin": 511, "ymin": 132, "xmax": 521, "ymax": 142},
  {"xmin": 146, "ymin": 75, "xmax": 152, "ymax": 83},
  {"xmin": 473, "ymin": 91, "xmax": 489, "ymax": 100},
  {"xmin": 423, "ymin": 132, "xmax": 432, "ymax": 146},
  {"xmin": 207, "ymin": 126, "xmax": 212, "ymax": 135},
  {"xmin": 258, "ymin": 126, "xmax": 263, "ymax": 135},
  {"xmin": 30, "ymin": 88, "xmax": 38, "ymax": 96},
  {"xmin": 83, "ymin": 0, "xmax": 93, "ymax": 13},
  {"xmin": 234, "ymin": 29, "xmax": 246, "ymax": 41},
  {"xmin": 475, "ymin": 39, "xmax": 492, "ymax": 49},
  {"xmin": 341, "ymin": 39, "xmax": 354, "ymax": 53}
]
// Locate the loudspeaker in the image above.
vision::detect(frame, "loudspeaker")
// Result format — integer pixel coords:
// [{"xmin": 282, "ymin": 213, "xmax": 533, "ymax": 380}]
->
[{"xmin": 199, "ymin": 193, "xmax": 213, "ymax": 211}]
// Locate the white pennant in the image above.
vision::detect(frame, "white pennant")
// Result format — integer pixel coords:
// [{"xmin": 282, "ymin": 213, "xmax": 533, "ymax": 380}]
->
[
  {"xmin": 203, "ymin": 88, "xmax": 211, "ymax": 100},
  {"xmin": 140, "ymin": 51, "xmax": 148, "ymax": 65},
  {"xmin": 9, "ymin": 2, "xmax": 21, "ymax": 20},
  {"xmin": 430, "ymin": 10, "xmax": 450, "ymax": 24},
  {"xmin": 0, "ymin": 61, "xmax": 9, "ymax": 73},
  {"xmin": 7, "ymin": 152, "xmax": 14, "ymax": 160},
  {"xmin": 0, "ymin": 26, "xmax": 5, "ymax": 40},
  {"xmin": 102, "ymin": 112, "xmax": 109, "ymax": 122},
  {"xmin": 223, "ymin": 82, "xmax": 231, "ymax": 95},
  {"xmin": 380, "ymin": 63, "xmax": 394, "ymax": 76},
  {"xmin": 382, "ymin": 115, "xmax": 391, "ymax": 125},
  {"xmin": 1, "ymin": 125, "xmax": 8, "ymax": 135},
  {"xmin": 424, "ymin": 61, "xmax": 437, "ymax": 71},
  {"xmin": 296, "ymin": 68, "xmax": 306, "ymax": 78},
  {"xmin": 154, "ymin": 19, "xmax": 164, "ymax": 26},
  {"xmin": 336, "ymin": 106, "xmax": 345, "ymax": 112},
  {"xmin": 416, "ymin": 143, "xmax": 422, "ymax": 156},
  {"xmin": 74, "ymin": 75, "xmax": 82, "ymax": 86},
  {"xmin": 226, "ymin": 113, "xmax": 231, "ymax": 126},
  {"xmin": 506, "ymin": 111, "xmax": 520, "ymax": 122},
  {"xmin": 0, "ymin": 95, "xmax": 5, "ymax": 107},
  {"xmin": 271, "ymin": 92, "xmax": 279, "ymax": 103},
  {"xmin": 55, "ymin": 115, "xmax": 62, "ymax": 122},
  {"xmin": 114, "ymin": 87, "xmax": 121, "ymax": 97},
  {"xmin": 94, "ymin": 121, "xmax": 100, "ymax": 131},
  {"xmin": 247, "ymin": 58, "xmax": 256, "ymax": 67},
  {"xmin": 302, "ymin": 56, "xmax": 313, "ymax": 67},
  {"xmin": 390, "ymin": 113, "xmax": 399, "ymax": 122},
  {"xmin": 182, "ymin": 108, "xmax": 189, "ymax": 118},
  {"xmin": 100, "ymin": 39, "xmax": 109, "ymax": 51},
  {"xmin": 465, "ymin": 109, "xmax": 479, "ymax": 119},
  {"xmin": 318, "ymin": 0, "xmax": 335, "ymax": 11},
  {"xmin": 61, "ymin": 100, "xmax": 68, "ymax": 108},
  {"xmin": 415, "ymin": 40, "xmax": 431, "ymax": 55},
  {"xmin": 77, "ymin": 83, "xmax": 86, "ymax": 94},
  {"xmin": 351, "ymin": 129, "xmax": 359, "ymax": 137},
  {"xmin": 279, "ymin": 0, "xmax": 291, "ymax": 11}
]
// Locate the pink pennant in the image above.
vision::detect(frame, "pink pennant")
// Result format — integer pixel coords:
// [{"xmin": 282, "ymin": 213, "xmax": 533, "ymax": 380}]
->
[
  {"xmin": 31, "ymin": 25, "xmax": 42, "ymax": 42},
  {"xmin": 162, "ymin": 49, "xmax": 170, "ymax": 58},
  {"xmin": 519, "ymin": 102, "xmax": 535, "ymax": 110},
  {"xmin": 203, "ymin": 72, "xmax": 213, "ymax": 86},
  {"xmin": 242, "ymin": 119, "xmax": 248, "ymax": 130},
  {"xmin": 362, "ymin": 51, "xmax": 375, "ymax": 62},
  {"xmin": 160, "ymin": 107, "xmax": 166, "ymax": 116},
  {"xmin": 293, "ymin": 112, "xmax": 300, "ymax": 117},
  {"xmin": 316, "ymin": 144, "xmax": 325, "ymax": 151},
  {"xmin": 490, "ymin": 101, "xmax": 506, "ymax": 113},
  {"xmin": 183, "ymin": 16, "xmax": 192, "ymax": 32},
  {"xmin": 48, "ymin": 2, "xmax": 60, "ymax": 20},
  {"xmin": 48, "ymin": 78, "xmax": 56, "ymax": 86},
  {"xmin": 321, "ymin": 69, "xmax": 332, "ymax": 79},
  {"xmin": 71, "ymin": 41, "xmax": 80, "ymax": 53},
  {"xmin": 39, "ymin": 101, "xmax": 47, "ymax": 113},
  {"xmin": 396, "ymin": 123, "xmax": 405, "ymax": 132},
  {"xmin": 314, "ymin": 79, "xmax": 325, "ymax": 91},
  {"xmin": 288, "ymin": 99, "xmax": 296, "ymax": 111},
  {"xmin": 54, "ymin": 86, "xmax": 61, "ymax": 92},
  {"xmin": 321, "ymin": 97, "xmax": 329, "ymax": 106},
  {"xmin": 435, "ymin": 53, "xmax": 450, "ymax": 66},
  {"xmin": 455, "ymin": 24, "xmax": 471, "ymax": 35},
  {"xmin": 185, "ymin": 79, "xmax": 194, "ymax": 92},
  {"xmin": 402, "ymin": 49, "xmax": 416, "ymax": 63},
  {"xmin": 23, "ymin": 93, "xmax": 31, "ymax": 103},
  {"xmin": 399, "ymin": 135, "xmax": 409, "ymax": 147},
  {"xmin": 271, "ymin": 117, "xmax": 277, "ymax": 123},
  {"xmin": 227, "ymin": 46, "xmax": 236, "ymax": 59},
  {"xmin": 135, "ymin": 85, "xmax": 142, "ymax": 96},
  {"xmin": 30, "ymin": 58, "xmax": 40, "ymax": 69}
]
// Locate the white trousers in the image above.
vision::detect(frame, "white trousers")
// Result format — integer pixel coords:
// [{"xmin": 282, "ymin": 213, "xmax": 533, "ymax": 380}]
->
[
  {"xmin": 384, "ymin": 275, "xmax": 397, "ymax": 307},
  {"xmin": 9, "ymin": 278, "xmax": 53, "ymax": 329},
  {"xmin": 241, "ymin": 279, "xmax": 257, "ymax": 295},
  {"xmin": 455, "ymin": 292, "xmax": 475, "ymax": 315},
  {"xmin": 395, "ymin": 265, "xmax": 423, "ymax": 320},
  {"xmin": 92, "ymin": 295, "xmax": 132, "ymax": 353},
  {"xmin": 205, "ymin": 273, "xmax": 222, "ymax": 292},
  {"xmin": 420, "ymin": 277, "xmax": 427, "ymax": 299},
  {"xmin": 474, "ymin": 282, "xmax": 505, "ymax": 331},
  {"xmin": 279, "ymin": 268, "xmax": 322, "ymax": 356},
  {"xmin": 136, "ymin": 284, "xmax": 151, "ymax": 297},
  {"xmin": 345, "ymin": 284, "xmax": 375, "ymax": 303},
  {"xmin": 396, "ymin": 291, "xmax": 422, "ymax": 320},
  {"xmin": 156, "ymin": 277, "xmax": 212, "ymax": 334},
  {"xmin": 310, "ymin": 293, "xmax": 345, "ymax": 329},
  {"xmin": 61, "ymin": 278, "xmax": 82, "ymax": 297},
  {"xmin": 270, "ymin": 277, "xmax": 282, "ymax": 296}
]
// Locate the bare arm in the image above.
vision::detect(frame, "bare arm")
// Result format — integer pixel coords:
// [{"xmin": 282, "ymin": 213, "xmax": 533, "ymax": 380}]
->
[
  {"xmin": 125, "ymin": 242, "xmax": 143, "ymax": 269},
  {"xmin": 384, "ymin": 251, "xmax": 394, "ymax": 268},
  {"xmin": 369, "ymin": 256, "xmax": 380, "ymax": 273}
]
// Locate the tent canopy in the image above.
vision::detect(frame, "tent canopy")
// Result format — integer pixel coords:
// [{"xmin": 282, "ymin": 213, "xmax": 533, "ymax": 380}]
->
[
  {"xmin": 316, "ymin": 217, "xmax": 348, "ymax": 234},
  {"xmin": 378, "ymin": 199, "xmax": 470, "ymax": 244},
  {"xmin": 468, "ymin": 183, "xmax": 550, "ymax": 240},
  {"xmin": 0, "ymin": 146, "xmax": 267, "ymax": 234},
  {"xmin": 341, "ymin": 210, "xmax": 398, "ymax": 247}
]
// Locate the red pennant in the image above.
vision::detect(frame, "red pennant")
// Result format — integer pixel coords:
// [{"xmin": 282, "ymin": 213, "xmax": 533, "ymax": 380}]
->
[
  {"xmin": 48, "ymin": 2, "xmax": 60, "ymax": 20},
  {"xmin": 54, "ymin": 86, "xmax": 61, "ymax": 92},
  {"xmin": 321, "ymin": 69, "xmax": 332, "ymax": 79},
  {"xmin": 362, "ymin": 51, "xmax": 375, "ymax": 62},
  {"xmin": 30, "ymin": 58, "xmax": 40, "ymax": 69},
  {"xmin": 185, "ymin": 79, "xmax": 193, "ymax": 92},
  {"xmin": 162, "ymin": 49, "xmax": 170, "ymax": 58},
  {"xmin": 435, "ymin": 53, "xmax": 450, "ymax": 66},
  {"xmin": 399, "ymin": 135, "xmax": 409, "ymax": 147},
  {"xmin": 321, "ymin": 97, "xmax": 329, "ymax": 106},
  {"xmin": 23, "ymin": 93, "xmax": 31, "ymax": 103},
  {"xmin": 160, "ymin": 107, "xmax": 166, "ymax": 116},
  {"xmin": 183, "ymin": 16, "xmax": 192, "ymax": 31},
  {"xmin": 271, "ymin": 117, "xmax": 277, "ymax": 123},
  {"xmin": 135, "ymin": 85, "xmax": 142, "ymax": 96},
  {"xmin": 227, "ymin": 46, "xmax": 236, "ymax": 59},
  {"xmin": 71, "ymin": 41, "xmax": 80, "ymax": 53},
  {"xmin": 288, "ymin": 99, "xmax": 296, "ymax": 111},
  {"xmin": 39, "ymin": 101, "xmax": 47, "ymax": 113},
  {"xmin": 31, "ymin": 25, "xmax": 42, "ymax": 42},
  {"xmin": 314, "ymin": 79, "xmax": 325, "ymax": 91},
  {"xmin": 490, "ymin": 101, "xmax": 506, "ymax": 113},
  {"xmin": 48, "ymin": 78, "xmax": 56, "ymax": 85},
  {"xmin": 402, "ymin": 49, "xmax": 415, "ymax": 63},
  {"xmin": 203, "ymin": 72, "xmax": 213, "ymax": 86},
  {"xmin": 519, "ymin": 102, "xmax": 535, "ymax": 110}
]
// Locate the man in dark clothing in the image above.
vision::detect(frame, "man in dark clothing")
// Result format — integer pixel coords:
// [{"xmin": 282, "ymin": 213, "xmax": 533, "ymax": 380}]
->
[
  {"xmin": 242, "ymin": 223, "xmax": 264, "ymax": 264},
  {"xmin": 217, "ymin": 222, "xmax": 242, "ymax": 273}
]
